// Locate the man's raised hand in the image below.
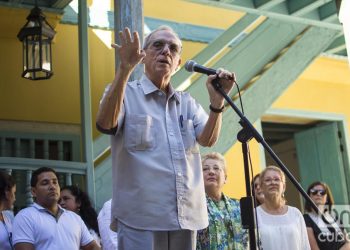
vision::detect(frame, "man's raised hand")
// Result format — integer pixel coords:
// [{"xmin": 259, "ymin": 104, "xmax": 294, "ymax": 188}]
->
[{"xmin": 111, "ymin": 28, "xmax": 146, "ymax": 71}]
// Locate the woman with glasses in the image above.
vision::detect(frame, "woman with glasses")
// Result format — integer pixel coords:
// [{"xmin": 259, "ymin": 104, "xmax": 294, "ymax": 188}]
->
[
  {"xmin": 0, "ymin": 171, "xmax": 16, "ymax": 250},
  {"xmin": 197, "ymin": 152, "xmax": 248, "ymax": 250},
  {"xmin": 256, "ymin": 165, "xmax": 310, "ymax": 250},
  {"xmin": 304, "ymin": 181, "xmax": 350, "ymax": 250}
]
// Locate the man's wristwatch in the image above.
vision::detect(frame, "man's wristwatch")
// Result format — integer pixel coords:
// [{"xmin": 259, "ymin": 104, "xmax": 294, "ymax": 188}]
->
[{"xmin": 209, "ymin": 104, "xmax": 225, "ymax": 113}]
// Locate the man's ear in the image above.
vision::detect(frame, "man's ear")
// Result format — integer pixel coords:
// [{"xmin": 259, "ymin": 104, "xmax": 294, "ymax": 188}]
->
[
  {"xmin": 177, "ymin": 58, "xmax": 182, "ymax": 68},
  {"xmin": 141, "ymin": 49, "xmax": 146, "ymax": 64},
  {"xmin": 31, "ymin": 187, "xmax": 36, "ymax": 198}
]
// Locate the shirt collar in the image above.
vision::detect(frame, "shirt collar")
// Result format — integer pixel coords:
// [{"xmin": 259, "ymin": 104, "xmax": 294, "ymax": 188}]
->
[
  {"xmin": 140, "ymin": 74, "xmax": 180, "ymax": 103},
  {"xmin": 32, "ymin": 202, "xmax": 65, "ymax": 220}
]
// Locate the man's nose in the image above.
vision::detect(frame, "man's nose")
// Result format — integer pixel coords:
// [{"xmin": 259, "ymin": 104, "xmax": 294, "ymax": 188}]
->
[
  {"xmin": 49, "ymin": 182, "xmax": 56, "ymax": 190},
  {"xmin": 160, "ymin": 43, "xmax": 171, "ymax": 55}
]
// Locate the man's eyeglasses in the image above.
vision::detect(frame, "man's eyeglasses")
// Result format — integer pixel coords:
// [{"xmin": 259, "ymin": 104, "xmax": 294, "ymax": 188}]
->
[
  {"xmin": 310, "ymin": 189, "xmax": 326, "ymax": 196},
  {"xmin": 149, "ymin": 40, "xmax": 182, "ymax": 55}
]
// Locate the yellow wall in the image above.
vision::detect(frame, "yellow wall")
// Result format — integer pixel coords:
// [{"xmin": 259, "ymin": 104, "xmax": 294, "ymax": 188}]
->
[
  {"xmin": 0, "ymin": 24, "xmax": 80, "ymax": 124},
  {"xmin": 223, "ymin": 139, "xmax": 263, "ymax": 199},
  {"xmin": 273, "ymin": 57, "xmax": 350, "ymax": 114}
]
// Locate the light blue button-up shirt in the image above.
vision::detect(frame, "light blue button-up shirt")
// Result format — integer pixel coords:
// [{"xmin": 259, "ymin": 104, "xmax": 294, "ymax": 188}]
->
[{"xmin": 103, "ymin": 74, "xmax": 209, "ymax": 231}]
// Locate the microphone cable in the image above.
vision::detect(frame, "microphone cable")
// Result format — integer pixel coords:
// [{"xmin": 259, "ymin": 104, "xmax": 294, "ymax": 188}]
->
[{"xmin": 232, "ymin": 77, "xmax": 262, "ymax": 249}]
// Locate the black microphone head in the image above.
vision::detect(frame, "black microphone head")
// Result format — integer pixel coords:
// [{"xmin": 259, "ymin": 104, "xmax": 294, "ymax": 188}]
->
[{"xmin": 184, "ymin": 60, "xmax": 197, "ymax": 72}]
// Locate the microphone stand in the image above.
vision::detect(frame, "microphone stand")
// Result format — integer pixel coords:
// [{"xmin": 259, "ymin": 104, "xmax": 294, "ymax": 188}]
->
[{"xmin": 211, "ymin": 77, "xmax": 335, "ymax": 250}]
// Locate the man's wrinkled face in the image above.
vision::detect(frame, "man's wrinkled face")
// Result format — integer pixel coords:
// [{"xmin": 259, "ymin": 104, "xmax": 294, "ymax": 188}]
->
[{"xmin": 143, "ymin": 30, "xmax": 182, "ymax": 78}]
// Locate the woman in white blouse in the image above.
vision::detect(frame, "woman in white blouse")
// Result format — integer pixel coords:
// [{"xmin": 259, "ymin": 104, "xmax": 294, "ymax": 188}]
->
[{"xmin": 256, "ymin": 165, "xmax": 311, "ymax": 250}]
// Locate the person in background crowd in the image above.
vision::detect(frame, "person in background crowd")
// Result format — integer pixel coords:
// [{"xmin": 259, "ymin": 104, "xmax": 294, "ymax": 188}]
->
[
  {"xmin": 60, "ymin": 185, "xmax": 101, "ymax": 247},
  {"xmin": 96, "ymin": 25, "xmax": 234, "ymax": 250},
  {"xmin": 304, "ymin": 181, "xmax": 350, "ymax": 250},
  {"xmin": 252, "ymin": 173, "xmax": 264, "ymax": 207},
  {"xmin": 0, "ymin": 171, "xmax": 16, "ymax": 250},
  {"xmin": 97, "ymin": 199, "xmax": 118, "ymax": 250},
  {"xmin": 256, "ymin": 165, "xmax": 310, "ymax": 250},
  {"xmin": 12, "ymin": 167, "xmax": 100, "ymax": 250},
  {"xmin": 197, "ymin": 152, "xmax": 248, "ymax": 250}
]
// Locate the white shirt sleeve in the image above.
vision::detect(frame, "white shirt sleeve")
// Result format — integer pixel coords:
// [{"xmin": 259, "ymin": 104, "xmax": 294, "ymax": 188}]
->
[
  {"xmin": 12, "ymin": 210, "xmax": 35, "ymax": 246},
  {"xmin": 98, "ymin": 200, "xmax": 118, "ymax": 250},
  {"xmin": 79, "ymin": 216, "xmax": 94, "ymax": 247}
]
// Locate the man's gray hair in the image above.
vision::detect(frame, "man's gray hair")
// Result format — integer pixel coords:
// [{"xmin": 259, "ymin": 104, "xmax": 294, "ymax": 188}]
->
[{"xmin": 143, "ymin": 25, "xmax": 182, "ymax": 50}]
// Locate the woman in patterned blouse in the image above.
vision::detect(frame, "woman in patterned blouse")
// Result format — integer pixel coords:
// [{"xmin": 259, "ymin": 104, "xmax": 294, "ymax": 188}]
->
[{"xmin": 197, "ymin": 152, "xmax": 248, "ymax": 250}]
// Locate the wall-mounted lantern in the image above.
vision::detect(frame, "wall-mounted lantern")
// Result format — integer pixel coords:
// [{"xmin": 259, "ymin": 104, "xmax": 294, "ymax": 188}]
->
[{"xmin": 17, "ymin": 6, "xmax": 56, "ymax": 80}]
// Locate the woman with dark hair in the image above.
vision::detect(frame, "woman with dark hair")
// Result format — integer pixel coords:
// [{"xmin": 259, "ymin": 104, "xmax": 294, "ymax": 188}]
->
[
  {"xmin": 0, "ymin": 171, "xmax": 16, "ymax": 250},
  {"xmin": 304, "ymin": 181, "xmax": 350, "ymax": 250},
  {"xmin": 252, "ymin": 173, "xmax": 264, "ymax": 207},
  {"xmin": 59, "ymin": 185, "xmax": 101, "ymax": 246}
]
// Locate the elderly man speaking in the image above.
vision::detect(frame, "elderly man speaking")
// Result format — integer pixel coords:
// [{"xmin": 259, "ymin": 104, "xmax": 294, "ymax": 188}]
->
[{"xmin": 96, "ymin": 25, "xmax": 235, "ymax": 250}]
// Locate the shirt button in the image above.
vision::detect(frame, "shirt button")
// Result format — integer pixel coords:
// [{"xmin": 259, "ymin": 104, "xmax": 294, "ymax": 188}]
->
[
  {"xmin": 178, "ymin": 196, "xmax": 182, "ymax": 201},
  {"xmin": 177, "ymin": 172, "xmax": 182, "ymax": 177}
]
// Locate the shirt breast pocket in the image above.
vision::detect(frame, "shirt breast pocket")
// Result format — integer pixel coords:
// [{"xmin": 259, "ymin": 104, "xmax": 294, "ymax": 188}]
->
[
  {"xmin": 180, "ymin": 119, "xmax": 199, "ymax": 153},
  {"xmin": 124, "ymin": 115, "xmax": 155, "ymax": 151}
]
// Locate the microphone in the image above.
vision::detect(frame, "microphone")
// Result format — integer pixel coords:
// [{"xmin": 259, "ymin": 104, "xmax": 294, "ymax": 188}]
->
[{"xmin": 184, "ymin": 60, "xmax": 217, "ymax": 76}]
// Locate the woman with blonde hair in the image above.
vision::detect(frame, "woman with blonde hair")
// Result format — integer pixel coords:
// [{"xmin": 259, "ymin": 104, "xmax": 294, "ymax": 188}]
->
[
  {"xmin": 197, "ymin": 152, "xmax": 248, "ymax": 250},
  {"xmin": 256, "ymin": 165, "xmax": 310, "ymax": 250}
]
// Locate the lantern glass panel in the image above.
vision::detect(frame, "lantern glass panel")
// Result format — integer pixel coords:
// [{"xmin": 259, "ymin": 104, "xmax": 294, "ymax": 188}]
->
[
  {"xmin": 28, "ymin": 37, "xmax": 41, "ymax": 70},
  {"xmin": 42, "ymin": 39, "xmax": 51, "ymax": 71}
]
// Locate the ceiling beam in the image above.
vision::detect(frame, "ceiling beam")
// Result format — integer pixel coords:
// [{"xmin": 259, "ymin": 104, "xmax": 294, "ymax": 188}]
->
[
  {"xmin": 254, "ymin": 0, "xmax": 285, "ymax": 10},
  {"xmin": 335, "ymin": 49, "xmax": 347, "ymax": 56},
  {"xmin": 52, "ymin": 0, "xmax": 73, "ymax": 9},
  {"xmin": 288, "ymin": 0, "xmax": 333, "ymax": 17},
  {"xmin": 326, "ymin": 35, "xmax": 346, "ymax": 53},
  {"xmin": 186, "ymin": 0, "xmax": 342, "ymax": 30},
  {"xmin": 319, "ymin": 0, "xmax": 338, "ymax": 21},
  {"xmin": 0, "ymin": 1, "xmax": 63, "ymax": 14}
]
